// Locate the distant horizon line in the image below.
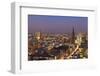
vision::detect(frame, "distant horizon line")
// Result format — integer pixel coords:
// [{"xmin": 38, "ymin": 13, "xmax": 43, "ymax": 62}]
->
[{"xmin": 28, "ymin": 32, "xmax": 88, "ymax": 34}]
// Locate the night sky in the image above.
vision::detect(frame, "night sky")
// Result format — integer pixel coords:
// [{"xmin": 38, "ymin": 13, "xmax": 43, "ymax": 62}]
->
[{"xmin": 28, "ymin": 15, "xmax": 88, "ymax": 34}]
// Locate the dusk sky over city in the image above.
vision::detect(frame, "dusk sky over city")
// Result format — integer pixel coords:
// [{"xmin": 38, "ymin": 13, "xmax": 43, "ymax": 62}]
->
[{"xmin": 28, "ymin": 15, "xmax": 88, "ymax": 34}]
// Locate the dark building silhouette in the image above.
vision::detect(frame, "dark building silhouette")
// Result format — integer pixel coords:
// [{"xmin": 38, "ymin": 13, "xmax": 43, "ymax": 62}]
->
[{"xmin": 71, "ymin": 27, "xmax": 75, "ymax": 44}]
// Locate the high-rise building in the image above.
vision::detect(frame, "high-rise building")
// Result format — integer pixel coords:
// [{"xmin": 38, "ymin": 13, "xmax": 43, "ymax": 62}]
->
[
  {"xmin": 34, "ymin": 32, "xmax": 44, "ymax": 41},
  {"xmin": 35, "ymin": 32, "xmax": 41, "ymax": 40},
  {"xmin": 75, "ymin": 33, "xmax": 82, "ymax": 45},
  {"xmin": 75, "ymin": 33, "xmax": 87, "ymax": 46}
]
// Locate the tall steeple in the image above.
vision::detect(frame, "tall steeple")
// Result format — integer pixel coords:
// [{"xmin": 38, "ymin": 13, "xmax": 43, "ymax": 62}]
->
[{"xmin": 72, "ymin": 27, "xmax": 75, "ymax": 44}]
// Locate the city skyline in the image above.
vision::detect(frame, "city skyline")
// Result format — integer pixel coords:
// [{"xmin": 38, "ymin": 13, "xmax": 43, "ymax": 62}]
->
[
  {"xmin": 28, "ymin": 15, "xmax": 88, "ymax": 34},
  {"xmin": 28, "ymin": 15, "xmax": 88, "ymax": 60}
]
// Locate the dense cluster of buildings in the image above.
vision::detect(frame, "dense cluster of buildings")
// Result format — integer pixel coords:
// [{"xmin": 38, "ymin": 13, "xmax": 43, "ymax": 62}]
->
[{"xmin": 28, "ymin": 28, "xmax": 88, "ymax": 60}]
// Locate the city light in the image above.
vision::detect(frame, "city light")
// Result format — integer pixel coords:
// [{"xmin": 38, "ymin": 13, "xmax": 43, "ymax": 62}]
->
[{"xmin": 28, "ymin": 15, "xmax": 88, "ymax": 61}]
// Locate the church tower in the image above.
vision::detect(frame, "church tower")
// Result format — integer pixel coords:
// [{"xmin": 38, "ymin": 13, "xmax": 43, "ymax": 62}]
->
[{"xmin": 71, "ymin": 27, "xmax": 75, "ymax": 44}]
